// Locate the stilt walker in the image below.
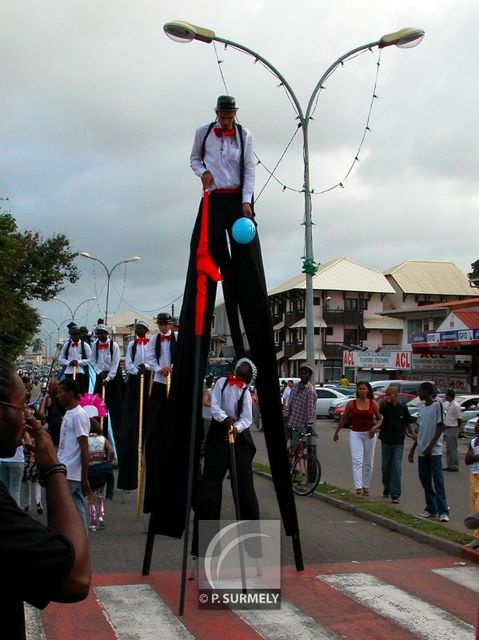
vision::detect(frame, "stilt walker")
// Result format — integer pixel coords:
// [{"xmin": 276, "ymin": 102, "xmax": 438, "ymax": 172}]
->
[{"xmin": 144, "ymin": 95, "xmax": 303, "ymax": 596}]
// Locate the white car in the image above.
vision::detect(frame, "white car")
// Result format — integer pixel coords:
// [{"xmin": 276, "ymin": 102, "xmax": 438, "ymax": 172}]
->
[{"xmin": 315, "ymin": 387, "xmax": 351, "ymax": 417}]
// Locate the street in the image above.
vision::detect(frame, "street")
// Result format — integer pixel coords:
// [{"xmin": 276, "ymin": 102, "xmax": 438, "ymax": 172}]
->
[
  {"xmin": 27, "ymin": 445, "xmax": 479, "ymax": 639},
  {"xmin": 252, "ymin": 418, "xmax": 474, "ymax": 533}
]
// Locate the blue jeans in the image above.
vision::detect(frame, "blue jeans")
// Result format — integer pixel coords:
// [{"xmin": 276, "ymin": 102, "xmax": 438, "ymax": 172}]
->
[
  {"xmin": 381, "ymin": 442, "xmax": 404, "ymax": 498},
  {"xmin": 418, "ymin": 455, "xmax": 448, "ymax": 515},
  {"xmin": 67, "ymin": 479, "xmax": 88, "ymax": 531}
]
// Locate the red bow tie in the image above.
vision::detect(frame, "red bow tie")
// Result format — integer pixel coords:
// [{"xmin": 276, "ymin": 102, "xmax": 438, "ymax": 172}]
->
[
  {"xmin": 213, "ymin": 127, "xmax": 235, "ymax": 138},
  {"xmin": 160, "ymin": 334, "xmax": 171, "ymax": 342},
  {"xmin": 98, "ymin": 342, "xmax": 109, "ymax": 350},
  {"xmin": 71, "ymin": 341, "xmax": 79, "ymax": 347},
  {"xmin": 136, "ymin": 337, "xmax": 149, "ymax": 345},
  {"xmin": 228, "ymin": 376, "xmax": 244, "ymax": 388}
]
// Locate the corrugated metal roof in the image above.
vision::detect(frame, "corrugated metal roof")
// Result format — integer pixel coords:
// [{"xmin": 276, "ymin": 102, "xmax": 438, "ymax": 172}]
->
[
  {"xmin": 363, "ymin": 317, "xmax": 404, "ymax": 330},
  {"xmin": 289, "ymin": 318, "xmax": 327, "ymax": 329},
  {"xmin": 453, "ymin": 311, "xmax": 479, "ymax": 329},
  {"xmin": 289, "ymin": 349, "xmax": 326, "ymax": 361},
  {"xmin": 384, "ymin": 261, "xmax": 479, "ymax": 296},
  {"xmin": 268, "ymin": 258, "xmax": 395, "ymax": 296}
]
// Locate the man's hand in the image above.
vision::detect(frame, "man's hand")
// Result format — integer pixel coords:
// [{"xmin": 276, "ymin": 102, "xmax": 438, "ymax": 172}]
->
[
  {"xmin": 159, "ymin": 366, "xmax": 171, "ymax": 377},
  {"xmin": 242, "ymin": 203, "xmax": 254, "ymax": 219},
  {"xmin": 99, "ymin": 371, "xmax": 108, "ymax": 380},
  {"xmin": 408, "ymin": 450, "xmax": 415, "ymax": 463},
  {"xmin": 201, "ymin": 170, "xmax": 214, "ymax": 190},
  {"xmin": 70, "ymin": 359, "xmax": 79, "ymax": 367},
  {"xmin": 137, "ymin": 363, "xmax": 146, "ymax": 374}
]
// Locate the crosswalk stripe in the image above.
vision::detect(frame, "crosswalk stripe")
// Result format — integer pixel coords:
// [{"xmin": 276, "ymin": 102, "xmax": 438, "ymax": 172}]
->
[
  {"xmin": 318, "ymin": 572, "xmax": 475, "ymax": 640},
  {"xmin": 25, "ymin": 604, "xmax": 45, "ymax": 640},
  {"xmin": 433, "ymin": 567, "xmax": 479, "ymax": 593},
  {"xmin": 95, "ymin": 584, "xmax": 194, "ymax": 639},
  {"xmin": 236, "ymin": 601, "xmax": 338, "ymax": 640}
]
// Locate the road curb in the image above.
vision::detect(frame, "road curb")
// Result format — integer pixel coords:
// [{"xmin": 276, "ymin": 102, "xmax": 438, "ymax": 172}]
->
[{"xmin": 253, "ymin": 468, "xmax": 479, "ymax": 564}]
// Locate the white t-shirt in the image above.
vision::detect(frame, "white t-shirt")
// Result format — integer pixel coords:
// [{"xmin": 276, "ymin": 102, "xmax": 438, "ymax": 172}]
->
[{"xmin": 58, "ymin": 405, "xmax": 90, "ymax": 481}]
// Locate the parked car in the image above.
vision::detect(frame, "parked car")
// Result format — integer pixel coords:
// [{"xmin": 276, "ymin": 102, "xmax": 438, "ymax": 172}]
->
[
  {"xmin": 315, "ymin": 387, "xmax": 351, "ymax": 417},
  {"xmin": 369, "ymin": 380, "xmax": 440, "ymax": 396},
  {"xmin": 464, "ymin": 416, "xmax": 479, "ymax": 437}
]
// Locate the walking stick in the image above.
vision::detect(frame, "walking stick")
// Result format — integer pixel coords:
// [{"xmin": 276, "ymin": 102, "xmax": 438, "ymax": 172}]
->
[
  {"xmin": 72, "ymin": 364, "xmax": 77, "ymax": 381},
  {"xmin": 136, "ymin": 372, "xmax": 145, "ymax": 518},
  {"xmin": 227, "ymin": 425, "xmax": 247, "ymax": 594},
  {"xmin": 99, "ymin": 379, "xmax": 106, "ymax": 434}
]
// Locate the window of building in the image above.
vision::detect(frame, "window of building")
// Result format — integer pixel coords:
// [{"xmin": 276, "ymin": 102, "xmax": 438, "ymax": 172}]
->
[
  {"xmin": 344, "ymin": 328, "xmax": 358, "ymax": 345},
  {"xmin": 313, "ymin": 297, "xmax": 321, "ymax": 306},
  {"xmin": 274, "ymin": 331, "xmax": 280, "ymax": 345},
  {"xmin": 326, "ymin": 327, "xmax": 334, "ymax": 336},
  {"xmin": 297, "ymin": 328, "xmax": 304, "ymax": 343},
  {"xmin": 344, "ymin": 299, "xmax": 358, "ymax": 311}
]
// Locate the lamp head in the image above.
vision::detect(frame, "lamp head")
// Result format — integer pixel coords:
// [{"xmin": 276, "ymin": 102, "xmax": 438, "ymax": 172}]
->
[
  {"xmin": 379, "ymin": 27, "xmax": 425, "ymax": 49},
  {"xmin": 164, "ymin": 20, "xmax": 215, "ymax": 44}
]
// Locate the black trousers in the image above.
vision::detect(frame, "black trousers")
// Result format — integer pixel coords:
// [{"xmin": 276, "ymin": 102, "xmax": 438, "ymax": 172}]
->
[
  {"xmin": 148, "ymin": 192, "xmax": 298, "ymax": 540},
  {"xmin": 117, "ymin": 372, "xmax": 151, "ymax": 490},
  {"xmin": 191, "ymin": 419, "xmax": 260, "ymax": 557},
  {"xmin": 143, "ymin": 381, "xmax": 168, "ymax": 513}
]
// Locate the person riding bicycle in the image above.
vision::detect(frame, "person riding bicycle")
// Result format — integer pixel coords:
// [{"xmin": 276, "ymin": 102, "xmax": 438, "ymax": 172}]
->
[{"xmin": 284, "ymin": 364, "xmax": 317, "ymax": 449}]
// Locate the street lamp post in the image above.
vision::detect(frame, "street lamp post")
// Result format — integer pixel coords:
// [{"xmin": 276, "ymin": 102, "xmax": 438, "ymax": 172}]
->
[
  {"xmin": 40, "ymin": 317, "xmax": 72, "ymax": 345},
  {"xmin": 163, "ymin": 21, "xmax": 424, "ymax": 379},
  {"xmin": 54, "ymin": 296, "xmax": 97, "ymax": 322},
  {"xmin": 80, "ymin": 253, "xmax": 141, "ymax": 324}
]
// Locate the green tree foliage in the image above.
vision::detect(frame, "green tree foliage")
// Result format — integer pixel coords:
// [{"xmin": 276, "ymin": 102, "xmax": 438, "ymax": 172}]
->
[
  {"xmin": 468, "ymin": 260, "xmax": 479, "ymax": 284},
  {"xmin": 0, "ymin": 213, "xmax": 78, "ymax": 359}
]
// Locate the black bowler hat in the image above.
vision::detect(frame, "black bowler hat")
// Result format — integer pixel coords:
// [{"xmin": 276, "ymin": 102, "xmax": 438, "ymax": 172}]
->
[
  {"xmin": 215, "ymin": 95, "xmax": 238, "ymax": 112},
  {"xmin": 156, "ymin": 312, "xmax": 172, "ymax": 325}
]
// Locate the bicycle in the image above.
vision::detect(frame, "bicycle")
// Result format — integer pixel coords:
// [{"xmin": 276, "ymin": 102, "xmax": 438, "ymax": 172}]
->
[{"xmin": 287, "ymin": 427, "xmax": 321, "ymax": 496}]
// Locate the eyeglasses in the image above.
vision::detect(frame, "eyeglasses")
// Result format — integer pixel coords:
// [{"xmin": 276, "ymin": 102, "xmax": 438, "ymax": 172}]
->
[{"xmin": 0, "ymin": 401, "xmax": 32, "ymax": 417}]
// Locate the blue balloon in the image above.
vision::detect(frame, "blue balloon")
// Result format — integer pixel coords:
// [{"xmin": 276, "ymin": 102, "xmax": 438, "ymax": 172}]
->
[{"xmin": 231, "ymin": 217, "xmax": 256, "ymax": 244}]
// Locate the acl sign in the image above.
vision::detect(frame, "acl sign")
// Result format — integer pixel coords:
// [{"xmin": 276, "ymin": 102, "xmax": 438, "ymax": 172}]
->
[{"xmin": 343, "ymin": 350, "xmax": 412, "ymax": 370}]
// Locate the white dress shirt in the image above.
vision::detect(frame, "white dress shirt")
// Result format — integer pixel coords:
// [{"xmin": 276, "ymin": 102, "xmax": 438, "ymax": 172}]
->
[
  {"xmin": 89, "ymin": 339, "xmax": 120, "ymax": 382},
  {"xmin": 59, "ymin": 339, "xmax": 92, "ymax": 374},
  {"xmin": 190, "ymin": 122, "xmax": 255, "ymax": 204},
  {"xmin": 145, "ymin": 332, "xmax": 175, "ymax": 384},
  {"xmin": 211, "ymin": 377, "xmax": 252, "ymax": 434},
  {"xmin": 125, "ymin": 339, "xmax": 151, "ymax": 375}
]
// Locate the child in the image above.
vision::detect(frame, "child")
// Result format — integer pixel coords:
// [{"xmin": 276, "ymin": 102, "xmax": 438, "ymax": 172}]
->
[
  {"xmin": 87, "ymin": 418, "xmax": 114, "ymax": 531},
  {"xmin": 22, "ymin": 446, "xmax": 43, "ymax": 515},
  {"xmin": 464, "ymin": 419, "xmax": 479, "ymax": 549}
]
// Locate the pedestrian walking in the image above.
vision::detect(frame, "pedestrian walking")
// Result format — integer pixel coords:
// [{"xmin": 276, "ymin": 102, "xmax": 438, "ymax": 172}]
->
[
  {"xmin": 408, "ymin": 382, "xmax": 449, "ymax": 522},
  {"xmin": 56, "ymin": 379, "xmax": 92, "ymax": 530},
  {"xmin": 443, "ymin": 389, "xmax": 462, "ymax": 472},
  {"xmin": 374, "ymin": 385, "xmax": 413, "ymax": 504},
  {"xmin": 334, "ymin": 381, "xmax": 382, "ymax": 496}
]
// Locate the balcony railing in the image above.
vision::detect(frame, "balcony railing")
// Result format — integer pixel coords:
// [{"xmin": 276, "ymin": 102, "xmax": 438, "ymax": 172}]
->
[
  {"xmin": 322, "ymin": 342, "xmax": 346, "ymax": 359},
  {"xmin": 284, "ymin": 342, "xmax": 302, "ymax": 358},
  {"xmin": 323, "ymin": 310, "xmax": 363, "ymax": 326},
  {"xmin": 285, "ymin": 310, "xmax": 304, "ymax": 326}
]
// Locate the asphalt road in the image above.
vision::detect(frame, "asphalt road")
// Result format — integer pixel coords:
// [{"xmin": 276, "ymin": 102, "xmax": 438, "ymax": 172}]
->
[{"xmin": 251, "ymin": 418, "xmax": 473, "ymax": 533}]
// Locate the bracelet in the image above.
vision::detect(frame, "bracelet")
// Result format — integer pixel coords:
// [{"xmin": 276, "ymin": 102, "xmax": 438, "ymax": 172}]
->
[{"xmin": 39, "ymin": 464, "xmax": 67, "ymax": 487}]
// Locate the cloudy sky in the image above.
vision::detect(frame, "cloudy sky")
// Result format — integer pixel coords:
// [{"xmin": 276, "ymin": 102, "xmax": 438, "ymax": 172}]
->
[{"xmin": 1, "ymin": 0, "xmax": 478, "ymax": 341}]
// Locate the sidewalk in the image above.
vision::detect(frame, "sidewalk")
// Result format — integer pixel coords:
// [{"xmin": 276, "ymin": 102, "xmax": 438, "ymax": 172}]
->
[{"xmin": 250, "ymin": 421, "xmax": 479, "ymax": 561}]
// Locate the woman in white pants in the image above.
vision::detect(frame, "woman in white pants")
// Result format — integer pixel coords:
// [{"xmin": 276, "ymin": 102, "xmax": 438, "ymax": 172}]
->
[{"xmin": 334, "ymin": 381, "xmax": 382, "ymax": 496}]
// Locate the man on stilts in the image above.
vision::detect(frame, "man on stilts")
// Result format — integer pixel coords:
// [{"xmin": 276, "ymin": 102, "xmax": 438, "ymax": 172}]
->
[
  {"xmin": 145, "ymin": 95, "xmax": 302, "ymax": 573},
  {"xmin": 118, "ymin": 320, "xmax": 151, "ymax": 490}
]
